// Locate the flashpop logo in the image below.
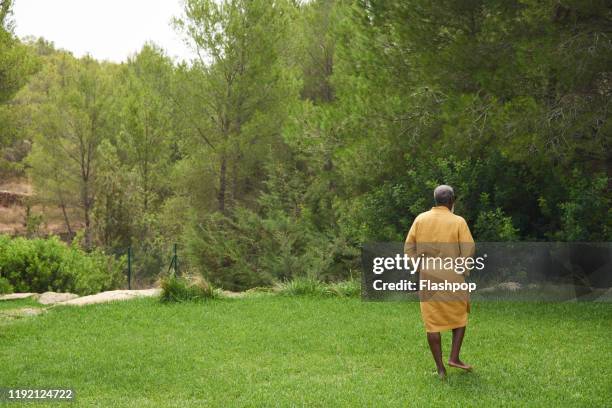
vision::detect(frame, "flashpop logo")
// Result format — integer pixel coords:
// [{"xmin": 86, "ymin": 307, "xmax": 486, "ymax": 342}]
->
[{"xmin": 371, "ymin": 279, "xmax": 477, "ymax": 292}]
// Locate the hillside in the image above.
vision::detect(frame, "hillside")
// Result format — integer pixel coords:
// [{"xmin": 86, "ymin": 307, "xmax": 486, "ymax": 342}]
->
[{"xmin": 0, "ymin": 178, "xmax": 81, "ymax": 239}]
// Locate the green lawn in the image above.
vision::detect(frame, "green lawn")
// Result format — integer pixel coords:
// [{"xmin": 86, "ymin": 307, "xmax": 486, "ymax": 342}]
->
[
  {"xmin": 0, "ymin": 296, "xmax": 610, "ymax": 407},
  {"xmin": 0, "ymin": 297, "xmax": 42, "ymax": 311}
]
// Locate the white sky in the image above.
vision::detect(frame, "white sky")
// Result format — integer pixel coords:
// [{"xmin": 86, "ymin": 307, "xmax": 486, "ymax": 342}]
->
[{"xmin": 13, "ymin": 0, "xmax": 195, "ymax": 63}]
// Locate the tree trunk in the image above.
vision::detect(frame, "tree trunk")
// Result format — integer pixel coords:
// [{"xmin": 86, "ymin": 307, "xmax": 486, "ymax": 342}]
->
[
  {"xmin": 83, "ymin": 185, "xmax": 92, "ymax": 250},
  {"xmin": 60, "ymin": 202, "xmax": 73, "ymax": 238},
  {"xmin": 218, "ymin": 152, "xmax": 227, "ymax": 213}
]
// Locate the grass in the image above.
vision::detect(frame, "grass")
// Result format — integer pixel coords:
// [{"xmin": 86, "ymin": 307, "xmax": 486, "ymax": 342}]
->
[
  {"xmin": 159, "ymin": 274, "xmax": 221, "ymax": 303},
  {"xmin": 0, "ymin": 297, "xmax": 45, "ymax": 328},
  {"xmin": 0, "ymin": 296, "xmax": 610, "ymax": 407},
  {"xmin": 0, "ymin": 297, "xmax": 42, "ymax": 311},
  {"xmin": 275, "ymin": 277, "xmax": 361, "ymax": 297}
]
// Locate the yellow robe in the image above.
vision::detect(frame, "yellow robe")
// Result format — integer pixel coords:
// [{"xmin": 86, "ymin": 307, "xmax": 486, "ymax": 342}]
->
[{"xmin": 404, "ymin": 206, "xmax": 475, "ymax": 332}]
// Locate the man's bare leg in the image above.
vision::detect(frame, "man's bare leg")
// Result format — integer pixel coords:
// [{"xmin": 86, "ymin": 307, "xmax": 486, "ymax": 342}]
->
[
  {"xmin": 448, "ymin": 326, "xmax": 472, "ymax": 371},
  {"xmin": 426, "ymin": 332, "xmax": 446, "ymax": 378}
]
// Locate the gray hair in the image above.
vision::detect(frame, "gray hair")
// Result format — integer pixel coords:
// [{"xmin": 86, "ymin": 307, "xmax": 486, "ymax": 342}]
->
[{"xmin": 434, "ymin": 185, "xmax": 454, "ymax": 205}]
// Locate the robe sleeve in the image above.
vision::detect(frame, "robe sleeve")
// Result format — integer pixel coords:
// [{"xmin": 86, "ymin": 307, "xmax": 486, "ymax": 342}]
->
[
  {"xmin": 404, "ymin": 217, "xmax": 418, "ymax": 258},
  {"xmin": 458, "ymin": 218, "xmax": 475, "ymax": 276}
]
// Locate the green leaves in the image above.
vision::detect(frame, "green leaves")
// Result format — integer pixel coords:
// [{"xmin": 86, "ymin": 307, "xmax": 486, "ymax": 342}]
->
[
  {"xmin": 0, "ymin": 3, "xmax": 39, "ymax": 105},
  {"xmin": 0, "ymin": 236, "xmax": 124, "ymax": 295},
  {"xmin": 2, "ymin": 0, "xmax": 609, "ymax": 293}
]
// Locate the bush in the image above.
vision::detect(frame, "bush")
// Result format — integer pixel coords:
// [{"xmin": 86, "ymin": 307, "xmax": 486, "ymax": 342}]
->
[
  {"xmin": 328, "ymin": 279, "xmax": 361, "ymax": 298},
  {"xmin": 0, "ymin": 276, "xmax": 13, "ymax": 294},
  {"xmin": 555, "ymin": 171, "xmax": 611, "ymax": 241},
  {"xmin": 275, "ymin": 277, "xmax": 332, "ymax": 297},
  {"xmin": 474, "ymin": 207, "xmax": 519, "ymax": 241},
  {"xmin": 185, "ymin": 208, "xmax": 359, "ymax": 291},
  {"xmin": 159, "ymin": 274, "xmax": 220, "ymax": 303},
  {"xmin": 0, "ymin": 235, "xmax": 124, "ymax": 295}
]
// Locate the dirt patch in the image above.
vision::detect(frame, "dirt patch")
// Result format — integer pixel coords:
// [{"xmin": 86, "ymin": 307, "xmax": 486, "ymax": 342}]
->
[
  {"xmin": 0, "ymin": 178, "xmax": 82, "ymax": 237},
  {"xmin": 0, "ymin": 179, "xmax": 32, "ymax": 195}
]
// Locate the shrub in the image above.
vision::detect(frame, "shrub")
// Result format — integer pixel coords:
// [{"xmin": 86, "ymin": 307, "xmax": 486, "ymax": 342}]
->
[
  {"xmin": 0, "ymin": 235, "xmax": 124, "ymax": 295},
  {"xmin": 159, "ymin": 274, "xmax": 220, "ymax": 303},
  {"xmin": 555, "ymin": 171, "xmax": 611, "ymax": 241},
  {"xmin": 328, "ymin": 279, "xmax": 361, "ymax": 298},
  {"xmin": 275, "ymin": 277, "xmax": 332, "ymax": 297},
  {"xmin": 0, "ymin": 276, "xmax": 13, "ymax": 294},
  {"xmin": 185, "ymin": 208, "xmax": 359, "ymax": 291},
  {"xmin": 474, "ymin": 208, "xmax": 519, "ymax": 241},
  {"xmin": 185, "ymin": 210, "xmax": 274, "ymax": 291}
]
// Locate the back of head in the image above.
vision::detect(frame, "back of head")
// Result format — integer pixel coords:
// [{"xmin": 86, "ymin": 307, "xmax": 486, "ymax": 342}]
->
[{"xmin": 433, "ymin": 185, "xmax": 454, "ymax": 206}]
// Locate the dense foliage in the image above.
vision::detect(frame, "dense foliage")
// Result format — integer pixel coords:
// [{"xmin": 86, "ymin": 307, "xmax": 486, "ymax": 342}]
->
[
  {"xmin": 0, "ymin": 236, "xmax": 124, "ymax": 295},
  {"xmin": 0, "ymin": 0, "xmax": 38, "ymax": 176},
  {"xmin": 1, "ymin": 0, "xmax": 610, "ymax": 290}
]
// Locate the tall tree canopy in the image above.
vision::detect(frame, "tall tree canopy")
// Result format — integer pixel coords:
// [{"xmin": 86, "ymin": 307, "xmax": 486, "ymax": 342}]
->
[{"xmin": 1, "ymin": 0, "xmax": 608, "ymax": 289}]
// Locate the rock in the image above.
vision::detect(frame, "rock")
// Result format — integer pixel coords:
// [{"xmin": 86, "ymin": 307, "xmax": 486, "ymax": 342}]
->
[
  {"xmin": 478, "ymin": 281, "xmax": 522, "ymax": 293},
  {"xmin": 595, "ymin": 287, "xmax": 612, "ymax": 302},
  {"xmin": 0, "ymin": 293, "xmax": 39, "ymax": 301},
  {"xmin": 497, "ymin": 282, "xmax": 522, "ymax": 291},
  {"xmin": 38, "ymin": 291, "xmax": 79, "ymax": 305},
  {"xmin": 477, "ymin": 286, "xmax": 496, "ymax": 293},
  {"xmin": 222, "ymin": 290, "xmax": 244, "ymax": 298},
  {"xmin": 57, "ymin": 289, "xmax": 161, "ymax": 306}
]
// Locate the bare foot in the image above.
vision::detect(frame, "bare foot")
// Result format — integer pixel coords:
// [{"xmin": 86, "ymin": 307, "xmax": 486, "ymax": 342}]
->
[
  {"xmin": 448, "ymin": 359, "xmax": 473, "ymax": 371},
  {"xmin": 437, "ymin": 367, "xmax": 447, "ymax": 379}
]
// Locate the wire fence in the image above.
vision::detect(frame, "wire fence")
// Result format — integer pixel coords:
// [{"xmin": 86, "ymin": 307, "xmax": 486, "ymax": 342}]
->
[{"xmin": 113, "ymin": 243, "xmax": 180, "ymax": 290}]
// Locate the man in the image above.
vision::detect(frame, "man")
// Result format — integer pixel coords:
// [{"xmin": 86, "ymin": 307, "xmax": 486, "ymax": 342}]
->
[{"xmin": 404, "ymin": 185, "xmax": 475, "ymax": 379}]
